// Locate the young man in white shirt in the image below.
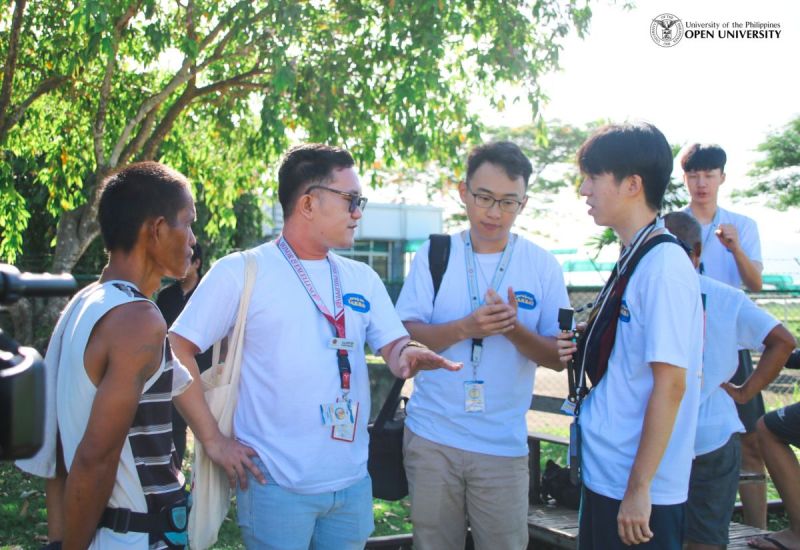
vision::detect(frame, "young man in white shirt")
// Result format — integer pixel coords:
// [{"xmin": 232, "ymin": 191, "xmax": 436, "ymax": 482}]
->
[
  {"xmin": 681, "ymin": 143, "xmax": 768, "ymax": 528},
  {"xmin": 663, "ymin": 211, "xmax": 796, "ymax": 550},
  {"xmin": 395, "ymin": 141, "xmax": 568, "ymax": 550},
  {"xmin": 559, "ymin": 123, "xmax": 704, "ymax": 549},
  {"xmin": 169, "ymin": 144, "xmax": 461, "ymax": 550}
]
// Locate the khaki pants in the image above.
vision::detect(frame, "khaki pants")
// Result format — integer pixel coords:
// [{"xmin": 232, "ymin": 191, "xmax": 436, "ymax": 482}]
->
[{"xmin": 403, "ymin": 427, "xmax": 529, "ymax": 550}]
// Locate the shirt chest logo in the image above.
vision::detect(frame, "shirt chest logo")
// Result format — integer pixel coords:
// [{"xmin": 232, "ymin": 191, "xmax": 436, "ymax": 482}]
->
[
  {"xmin": 343, "ymin": 293, "xmax": 370, "ymax": 313},
  {"xmin": 514, "ymin": 291, "xmax": 537, "ymax": 310},
  {"xmin": 619, "ymin": 299, "xmax": 631, "ymax": 322}
]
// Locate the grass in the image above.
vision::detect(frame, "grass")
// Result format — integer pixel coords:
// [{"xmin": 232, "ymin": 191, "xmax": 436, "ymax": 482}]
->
[
  {"xmin": 2, "ymin": 436, "xmax": 795, "ymax": 547},
  {"xmin": 0, "ymin": 460, "xmax": 411, "ymax": 549}
]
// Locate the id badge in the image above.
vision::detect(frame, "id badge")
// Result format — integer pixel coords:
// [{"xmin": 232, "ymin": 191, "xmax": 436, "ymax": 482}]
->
[
  {"xmin": 320, "ymin": 400, "xmax": 354, "ymax": 427},
  {"xmin": 328, "ymin": 337, "xmax": 356, "ymax": 351},
  {"xmin": 332, "ymin": 399, "xmax": 359, "ymax": 442},
  {"xmin": 464, "ymin": 380, "xmax": 485, "ymax": 413},
  {"xmin": 560, "ymin": 399, "xmax": 576, "ymax": 416},
  {"xmin": 569, "ymin": 420, "xmax": 581, "ymax": 485}
]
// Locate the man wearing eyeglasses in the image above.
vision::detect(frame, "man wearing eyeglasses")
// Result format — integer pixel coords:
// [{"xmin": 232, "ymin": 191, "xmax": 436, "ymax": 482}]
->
[
  {"xmin": 169, "ymin": 143, "xmax": 461, "ymax": 549},
  {"xmin": 395, "ymin": 141, "xmax": 569, "ymax": 550}
]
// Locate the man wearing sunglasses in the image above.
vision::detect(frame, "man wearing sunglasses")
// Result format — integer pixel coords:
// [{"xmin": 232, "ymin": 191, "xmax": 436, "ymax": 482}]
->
[
  {"xmin": 169, "ymin": 143, "xmax": 461, "ymax": 549},
  {"xmin": 395, "ymin": 141, "xmax": 569, "ymax": 550}
]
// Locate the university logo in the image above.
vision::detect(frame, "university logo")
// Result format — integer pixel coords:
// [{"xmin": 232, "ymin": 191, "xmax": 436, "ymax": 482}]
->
[
  {"xmin": 514, "ymin": 291, "xmax": 537, "ymax": 310},
  {"xmin": 619, "ymin": 299, "xmax": 631, "ymax": 322},
  {"xmin": 651, "ymin": 13, "xmax": 684, "ymax": 47},
  {"xmin": 343, "ymin": 293, "xmax": 370, "ymax": 313}
]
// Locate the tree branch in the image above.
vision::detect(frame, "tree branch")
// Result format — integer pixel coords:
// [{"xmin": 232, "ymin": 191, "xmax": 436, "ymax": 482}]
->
[
  {"xmin": 139, "ymin": 79, "xmax": 197, "ymax": 160},
  {"xmin": 109, "ymin": 2, "xmax": 272, "ymax": 167},
  {"xmin": 93, "ymin": 2, "xmax": 142, "ymax": 168},
  {"xmin": 0, "ymin": 0, "xmax": 28, "ymax": 144},
  {"xmin": 3, "ymin": 75, "xmax": 69, "ymax": 134}
]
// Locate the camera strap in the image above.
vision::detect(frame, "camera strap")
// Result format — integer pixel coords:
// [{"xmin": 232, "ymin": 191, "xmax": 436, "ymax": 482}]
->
[{"xmin": 573, "ymin": 222, "xmax": 682, "ymax": 413}]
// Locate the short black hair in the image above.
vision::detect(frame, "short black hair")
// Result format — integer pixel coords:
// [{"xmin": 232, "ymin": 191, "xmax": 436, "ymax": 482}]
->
[
  {"xmin": 278, "ymin": 144, "xmax": 355, "ymax": 218},
  {"xmin": 577, "ymin": 122, "xmax": 673, "ymax": 211},
  {"xmin": 680, "ymin": 143, "xmax": 727, "ymax": 173},
  {"xmin": 466, "ymin": 141, "xmax": 533, "ymax": 189},
  {"xmin": 98, "ymin": 161, "xmax": 191, "ymax": 253},
  {"xmin": 663, "ymin": 211, "xmax": 701, "ymax": 254}
]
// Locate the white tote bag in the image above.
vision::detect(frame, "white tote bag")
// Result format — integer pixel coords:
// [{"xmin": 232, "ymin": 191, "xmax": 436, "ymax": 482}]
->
[{"xmin": 189, "ymin": 251, "xmax": 257, "ymax": 549}]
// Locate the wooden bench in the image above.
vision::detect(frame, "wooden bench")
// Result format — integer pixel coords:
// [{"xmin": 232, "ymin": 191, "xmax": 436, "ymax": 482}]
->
[
  {"xmin": 528, "ymin": 503, "xmax": 772, "ymax": 550},
  {"xmin": 525, "ymin": 392, "xmax": 769, "ymax": 548}
]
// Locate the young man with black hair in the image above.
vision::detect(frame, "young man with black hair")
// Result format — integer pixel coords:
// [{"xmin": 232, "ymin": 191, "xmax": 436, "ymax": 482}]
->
[
  {"xmin": 663, "ymin": 211, "xmax": 795, "ymax": 550},
  {"xmin": 558, "ymin": 123, "xmax": 704, "ymax": 549},
  {"xmin": 681, "ymin": 143, "xmax": 769, "ymax": 528},
  {"xmin": 156, "ymin": 243, "xmax": 213, "ymax": 464},
  {"xmin": 170, "ymin": 143, "xmax": 461, "ymax": 549},
  {"xmin": 18, "ymin": 162, "xmax": 256, "ymax": 549},
  {"xmin": 395, "ymin": 141, "xmax": 568, "ymax": 550}
]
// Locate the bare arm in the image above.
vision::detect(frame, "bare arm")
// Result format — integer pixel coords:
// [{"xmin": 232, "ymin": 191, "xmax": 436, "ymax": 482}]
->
[
  {"xmin": 169, "ymin": 332, "xmax": 264, "ymax": 487},
  {"xmin": 62, "ymin": 304, "xmax": 163, "ymax": 550},
  {"xmin": 716, "ymin": 224, "xmax": 763, "ymax": 292},
  {"xmin": 403, "ymin": 301, "xmax": 516, "ymax": 353},
  {"xmin": 617, "ymin": 362, "xmax": 686, "ymax": 546},
  {"xmin": 723, "ymin": 324, "xmax": 797, "ymax": 404},
  {"xmin": 380, "ymin": 337, "xmax": 462, "ymax": 379}
]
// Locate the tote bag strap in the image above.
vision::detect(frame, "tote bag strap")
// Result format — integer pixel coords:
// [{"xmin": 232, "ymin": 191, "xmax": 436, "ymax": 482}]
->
[{"xmin": 209, "ymin": 250, "xmax": 258, "ymax": 388}]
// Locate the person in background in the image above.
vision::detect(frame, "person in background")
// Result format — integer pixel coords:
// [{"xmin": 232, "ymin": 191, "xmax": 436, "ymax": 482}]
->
[
  {"xmin": 156, "ymin": 243, "xmax": 212, "ymax": 465},
  {"xmin": 663, "ymin": 211, "xmax": 795, "ymax": 550},
  {"xmin": 681, "ymin": 143, "xmax": 768, "ymax": 528}
]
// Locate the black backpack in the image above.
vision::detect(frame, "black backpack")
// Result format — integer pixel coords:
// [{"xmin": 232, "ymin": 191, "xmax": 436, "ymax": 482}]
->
[{"xmin": 367, "ymin": 234, "xmax": 451, "ymax": 500}]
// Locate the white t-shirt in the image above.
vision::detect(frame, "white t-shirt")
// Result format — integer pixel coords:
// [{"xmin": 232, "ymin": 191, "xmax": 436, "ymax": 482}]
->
[
  {"xmin": 171, "ymin": 242, "xmax": 407, "ymax": 494},
  {"xmin": 695, "ymin": 275, "xmax": 778, "ymax": 455},
  {"xmin": 395, "ymin": 233, "xmax": 569, "ymax": 457},
  {"xmin": 580, "ymin": 242, "xmax": 703, "ymax": 505},
  {"xmin": 685, "ymin": 206, "xmax": 762, "ymax": 289}
]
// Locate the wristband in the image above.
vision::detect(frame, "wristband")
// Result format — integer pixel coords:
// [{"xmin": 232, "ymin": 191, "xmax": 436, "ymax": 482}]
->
[{"xmin": 399, "ymin": 339, "xmax": 427, "ymax": 357}]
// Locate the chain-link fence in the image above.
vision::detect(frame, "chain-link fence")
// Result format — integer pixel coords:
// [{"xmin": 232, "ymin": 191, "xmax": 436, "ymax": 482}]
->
[{"xmin": 528, "ymin": 288, "xmax": 800, "ymax": 435}]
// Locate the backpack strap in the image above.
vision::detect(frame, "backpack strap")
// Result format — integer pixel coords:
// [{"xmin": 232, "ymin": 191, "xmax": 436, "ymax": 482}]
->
[{"xmin": 428, "ymin": 234, "xmax": 451, "ymax": 304}]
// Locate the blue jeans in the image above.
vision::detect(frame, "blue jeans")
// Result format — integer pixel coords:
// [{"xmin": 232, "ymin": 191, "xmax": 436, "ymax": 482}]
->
[{"xmin": 236, "ymin": 457, "xmax": 374, "ymax": 550}]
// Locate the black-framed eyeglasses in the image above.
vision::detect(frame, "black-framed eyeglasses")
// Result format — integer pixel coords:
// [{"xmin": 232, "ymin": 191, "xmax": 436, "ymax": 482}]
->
[
  {"xmin": 307, "ymin": 185, "xmax": 368, "ymax": 213},
  {"xmin": 468, "ymin": 189, "xmax": 523, "ymax": 213}
]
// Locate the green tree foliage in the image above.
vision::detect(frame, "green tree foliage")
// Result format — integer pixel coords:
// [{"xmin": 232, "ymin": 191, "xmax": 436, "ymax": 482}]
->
[
  {"xmin": 0, "ymin": 0, "xmax": 593, "ymax": 269},
  {"xmin": 739, "ymin": 116, "xmax": 800, "ymax": 209}
]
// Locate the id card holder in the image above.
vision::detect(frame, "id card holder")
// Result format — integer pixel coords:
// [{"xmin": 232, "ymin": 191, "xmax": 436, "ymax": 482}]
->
[
  {"xmin": 569, "ymin": 419, "xmax": 581, "ymax": 485},
  {"xmin": 332, "ymin": 399, "xmax": 359, "ymax": 442},
  {"xmin": 464, "ymin": 380, "xmax": 485, "ymax": 413}
]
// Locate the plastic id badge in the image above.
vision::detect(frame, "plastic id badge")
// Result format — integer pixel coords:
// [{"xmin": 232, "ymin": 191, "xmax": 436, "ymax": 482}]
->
[
  {"xmin": 332, "ymin": 399, "xmax": 359, "ymax": 442},
  {"xmin": 320, "ymin": 400, "xmax": 354, "ymax": 427},
  {"xmin": 464, "ymin": 380, "xmax": 485, "ymax": 413}
]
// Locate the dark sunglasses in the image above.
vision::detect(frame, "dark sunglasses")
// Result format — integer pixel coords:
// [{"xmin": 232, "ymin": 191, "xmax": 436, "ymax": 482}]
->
[{"xmin": 306, "ymin": 185, "xmax": 368, "ymax": 213}]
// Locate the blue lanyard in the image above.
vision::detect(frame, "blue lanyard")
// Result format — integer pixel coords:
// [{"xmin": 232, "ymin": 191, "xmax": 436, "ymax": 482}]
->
[
  {"xmin": 698, "ymin": 209, "xmax": 721, "ymax": 275},
  {"xmin": 463, "ymin": 231, "xmax": 516, "ymax": 377}
]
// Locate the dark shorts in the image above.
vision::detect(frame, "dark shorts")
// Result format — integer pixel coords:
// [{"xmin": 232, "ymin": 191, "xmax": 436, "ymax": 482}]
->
[
  {"xmin": 731, "ymin": 350, "xmax": 766, "ymax": 433},
  {"xmin": 763, "ymin": 402, "xmax": 800, "ymax": 448},
  {"xmin": 578, "ymin": 486, "xmax": 685, "ymax": 550},
  {"xmin": 686, "ymin": 433, "xmax": 741, "ymax": 545}
]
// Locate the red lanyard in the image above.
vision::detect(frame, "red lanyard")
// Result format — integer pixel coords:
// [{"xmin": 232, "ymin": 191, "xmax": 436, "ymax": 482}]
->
[{"xmin": 277, "ymin": 236, "xmax": 351, "ymax": 391}]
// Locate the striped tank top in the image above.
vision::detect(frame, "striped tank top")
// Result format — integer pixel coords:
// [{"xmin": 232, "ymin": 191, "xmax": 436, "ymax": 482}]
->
[{"xmin": 57, "ymin": 281, "xmax": 187, "ymax": 549}]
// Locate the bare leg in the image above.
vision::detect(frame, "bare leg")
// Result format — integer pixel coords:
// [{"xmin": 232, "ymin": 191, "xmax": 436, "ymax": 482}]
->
[
  {"xmin": 739, "ymin": 431, "xmax": 767, "ymax": 529},
  {"xmin": 748, "ymin": 418, "xmax": 800, "ymax": 549}
]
